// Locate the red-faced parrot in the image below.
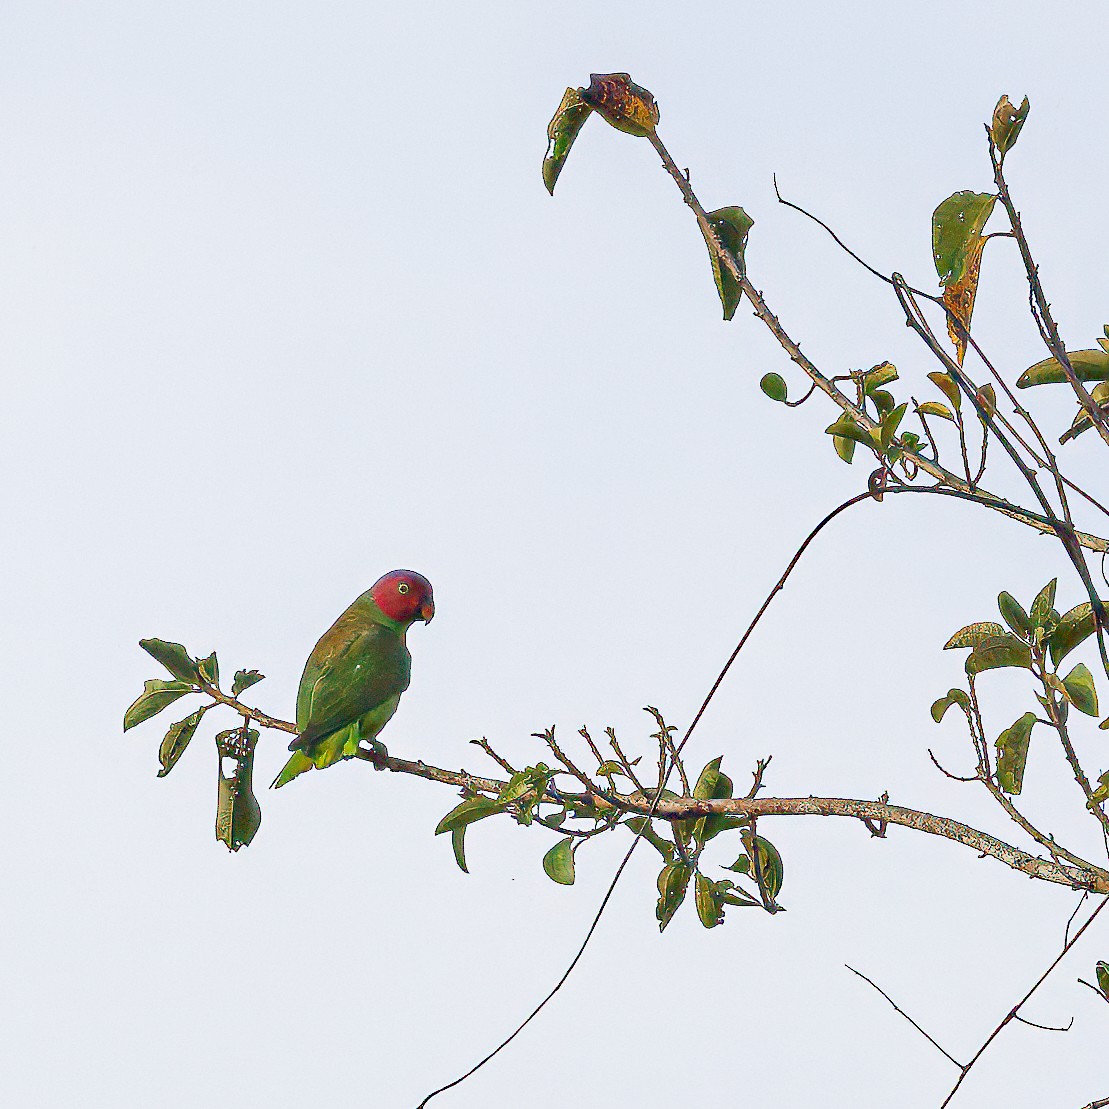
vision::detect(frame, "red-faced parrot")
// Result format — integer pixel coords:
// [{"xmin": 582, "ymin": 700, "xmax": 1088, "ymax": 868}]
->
[{"xmin": 271, "ymin": 570, "xmax": 434, "ymax": 788}]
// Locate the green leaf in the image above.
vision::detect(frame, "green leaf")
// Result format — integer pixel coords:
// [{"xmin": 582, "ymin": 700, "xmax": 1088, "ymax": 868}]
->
[
  {"xmin": 691, "ymin": 757, "xmax": 734, "ymax": 844},
  {"xmin": 157, "ymin": 707, "xmax": 206, "ymax": 777},
  {"xmin": 625, "ymin": 816, "xmax": 676, "ymax": 861},
  {"xmin": 723, "ymin": 851, "xmax": 751, "ymax": 874},
  {"xmin": 542, "ymin": 838, "xmax": 576, "ymax": 885},
  {"xmin": 870, "ymin": 389, "xmax": 895, "ymax": 417},
  {"xmin": 944, "ymin": 621, "xmax": 1007, "ymax": 649},
  {"xmin": 451, "ymin": 827, "xmax": 469, "ymax": 873},
  {"xmin": 744, "ymin": 833, "xmax": 784, "ymax": 899},
  {"xmin": 1030, "ymin": 579, "xmax": 1058, "ymax": 627},
  {"xmin": 701, "ymin": 206, "xmax": 754, "ymax": 321},
  {"xmin": 995, "ymin": 712, "xmax": 1037, "ymax": 794},
  {"xmin": 931, "ymin": 687, "xmax": 971, "ymax": 723},
  {"xmin": 1061, "ymin": 663, "xmax": 1099, "ymax": 717},
  {"xmin": 862, "ymin": 362, "xmax": 898, "ymax": 393},
  {"xmin": 990, "ymin": 95, "xmax": 1029, "ymax": 158},
  {"xmin": 581, "ymin": 72, "xmax": 659, "ymax": 137},
  {"xmin": 966, "ymin": 635, "xmax": 1033, "ymax": 676},
  {"xmin": 231, "ymin": 669, "xmax": 265, "ymax": 697},
  {"xmin": 918, "ymin": 400, "xmax": 955, "ymax": 422},
  {"xmin": 542, "ymin": 86, "xmax": 593, "ymax": 195},
  {"xmin": 215, "ymin": 727, "xmax": 261, "ymax": 851},
  {"xmin": 878, "ymin": 402, "xmax": 908, "ymax": 450},
  {"xmin": 997, "ymin": 592, "xmax": 1032, "ymax": 638},
  {"xmin": 596, "ymin": 760, "xmax": 625, "ymax": 777},
  {"xmin": 197, "ymin": 651, "xmax": 218, "ymax": 688},
  {"xmin": 139, "ymin": 638, "xmax": 199, "ymax": 683},
  {"xmin": 1047, "ymin": 603, "xmax": 1097, "ymax": 667},
  {"xmin": 694, "ymin": 873, "xmax": 724, "ymax": 929},
  {"xmin": 760, "ymin": 372, "xmax": 788, "ymax": 402},
  {"xmin": 825, "ymin": 414, "xmax": 874, "ymax": 448},
  {"xmin": 656, "ymin": 861, "xmax": 691, "ymax": 932},
  {"xmin": 720, "ymin": 887, "xmax": 760, "ymax": 908},
  {"xmin": 1017, "ymin": 349, "xmax": 1109, "ymax": 389},
  {"xmin": 1097, "ymin": 961, "xmax": 1109, "ymax": 999},
  {"xmin": 123, "ymin": 679, "xmax": 192, "ymax": 731},
  {"xmin": 932, "ymin": 191, "xmax": 997, "ymax": 287},
  {"xmin": 927, "ymin": 371, "xmax": 962, "ymax": 412},
  {"xmin": 832, "ymin": 434, "xmax": 856, "ymax": 464},
  {"xmin": 435, "ymin": 796, "xmax": 505, "ymax": 835}
]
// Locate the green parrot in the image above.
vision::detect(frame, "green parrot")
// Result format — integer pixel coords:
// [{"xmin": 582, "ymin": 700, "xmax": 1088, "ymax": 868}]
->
[{"xmin": 271, "ymin": 569, "xmax": 435, "ymax": 788}]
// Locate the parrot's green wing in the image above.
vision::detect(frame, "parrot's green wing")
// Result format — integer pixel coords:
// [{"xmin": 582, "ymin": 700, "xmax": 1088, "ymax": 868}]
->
[{"xmin": 272, "ymin": 595, "xmax": 411, "ymax": 788}]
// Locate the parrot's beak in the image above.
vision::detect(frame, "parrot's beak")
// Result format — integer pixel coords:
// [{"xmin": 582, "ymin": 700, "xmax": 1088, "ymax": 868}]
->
[{"xmin": 420, "ymin": 598, "xmax": 435, "ymax": 624}]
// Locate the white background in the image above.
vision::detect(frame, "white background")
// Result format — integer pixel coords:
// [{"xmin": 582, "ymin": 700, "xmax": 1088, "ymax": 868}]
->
[{"xmin": 3, "ymin": 2, "xmax": 1108, "ymax": 1106}]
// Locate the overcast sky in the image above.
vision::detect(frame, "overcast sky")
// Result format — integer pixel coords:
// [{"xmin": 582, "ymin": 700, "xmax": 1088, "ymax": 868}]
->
[{"xmin": 4, "ymin": 2, "xmax": 1109, "ymax": 1106}]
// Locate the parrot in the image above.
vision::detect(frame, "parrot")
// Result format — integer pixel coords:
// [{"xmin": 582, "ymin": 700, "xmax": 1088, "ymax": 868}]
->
[{"xmin": 271, "ymin": 569, "xmax": 435, "ymax": 788}]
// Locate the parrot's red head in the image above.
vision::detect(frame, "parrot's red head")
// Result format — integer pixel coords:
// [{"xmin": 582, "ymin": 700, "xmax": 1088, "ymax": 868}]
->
[{"xmin": 371, "ymin": 569, "xmax": 435, "ymax": 626}]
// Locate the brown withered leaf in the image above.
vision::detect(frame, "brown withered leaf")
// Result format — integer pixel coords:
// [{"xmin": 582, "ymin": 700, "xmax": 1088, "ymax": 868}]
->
[{"xmin": 582, "ymin": 72, "xmax": 659, "ymax": 137}]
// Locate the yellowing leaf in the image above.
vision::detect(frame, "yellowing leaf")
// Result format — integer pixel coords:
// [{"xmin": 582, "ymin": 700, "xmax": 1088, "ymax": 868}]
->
[
  {"xmin": 927, "ymin": 371, "xmax": 962, "ymax": 412},
  {"xmin": 582, "ymin": 72, "xmax": 659, "ymax": 137},
  {"xmin": 943, "ymin": 234, "xmax": 985, "ymax": 366},
  {"xmin": 918, "ymin": 400, "xmax": 955, "ymax": 422}
]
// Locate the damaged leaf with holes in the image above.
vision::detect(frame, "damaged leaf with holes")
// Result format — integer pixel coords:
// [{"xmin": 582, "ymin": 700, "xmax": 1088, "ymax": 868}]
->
[
  {"xmin": 542, "ymin": 87, "xmax": 593, "ymax": 194},
  {"xmin": 932, "ymin": 192, "xmax": 996, "ymax": 364},
  {"xmin": 990, "ymin": 95, "xmax": 1029, "ymax": 158},
  {"xmin": 215, "ymin": 727, "xmax": 262, "ymax": 851}
]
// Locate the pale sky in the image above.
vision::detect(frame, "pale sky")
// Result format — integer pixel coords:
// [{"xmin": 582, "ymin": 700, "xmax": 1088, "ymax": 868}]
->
[{"xmin": 4, "ymin": 2, "xmax": 1109, "ymax": 1106}]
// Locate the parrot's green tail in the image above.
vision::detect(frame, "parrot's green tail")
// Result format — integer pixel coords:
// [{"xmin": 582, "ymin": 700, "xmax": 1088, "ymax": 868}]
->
[{"xmin": 271, "ymin": 750, "xmax": 314, "ymax": 788}]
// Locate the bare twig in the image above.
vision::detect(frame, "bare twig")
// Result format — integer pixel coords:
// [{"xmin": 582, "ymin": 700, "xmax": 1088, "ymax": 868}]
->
[
  {"xmin": 939, "ymin": 895, "xmax": 1109, "ymax": 1106},
  {"xmin": 846, "ymin": 964, "xmax": 962, "ymax": 1068}
]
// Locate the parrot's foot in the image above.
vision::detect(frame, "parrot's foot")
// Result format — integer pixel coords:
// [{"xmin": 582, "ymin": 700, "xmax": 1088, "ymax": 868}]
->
[{"xmin": 355, "ymin": 739, "xmax": 389, "ymax": 770}]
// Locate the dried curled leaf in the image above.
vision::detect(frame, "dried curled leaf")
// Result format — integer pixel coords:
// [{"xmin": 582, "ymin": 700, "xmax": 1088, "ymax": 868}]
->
[
  {"xmin": 542, "ymin": 87, "xmax": 593, "ymax": 195},
  {"xmin": 582, "ymin": 72, "xmax": 659, "ymax": 137}
]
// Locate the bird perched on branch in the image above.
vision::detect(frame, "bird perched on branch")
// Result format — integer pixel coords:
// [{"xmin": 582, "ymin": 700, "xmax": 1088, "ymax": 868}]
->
[{"xmin": 271, "ymin": 569, "xmax": 435, "ymax": 788}]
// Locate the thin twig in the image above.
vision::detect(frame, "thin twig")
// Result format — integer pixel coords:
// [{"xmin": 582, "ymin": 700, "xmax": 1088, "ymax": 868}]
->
[
  {"xmin": 939, "ymin": 895, "xmax": 1109, "ymax": 1107},
  {"xmin": 846, "ymin": 964, "xmax": 962, "ymax": 1068}
]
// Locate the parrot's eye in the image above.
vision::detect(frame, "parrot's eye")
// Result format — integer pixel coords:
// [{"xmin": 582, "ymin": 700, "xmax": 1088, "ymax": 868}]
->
[{"xmin": 397, "ymin": 583, "xmax": 410, "ymax": 595}]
